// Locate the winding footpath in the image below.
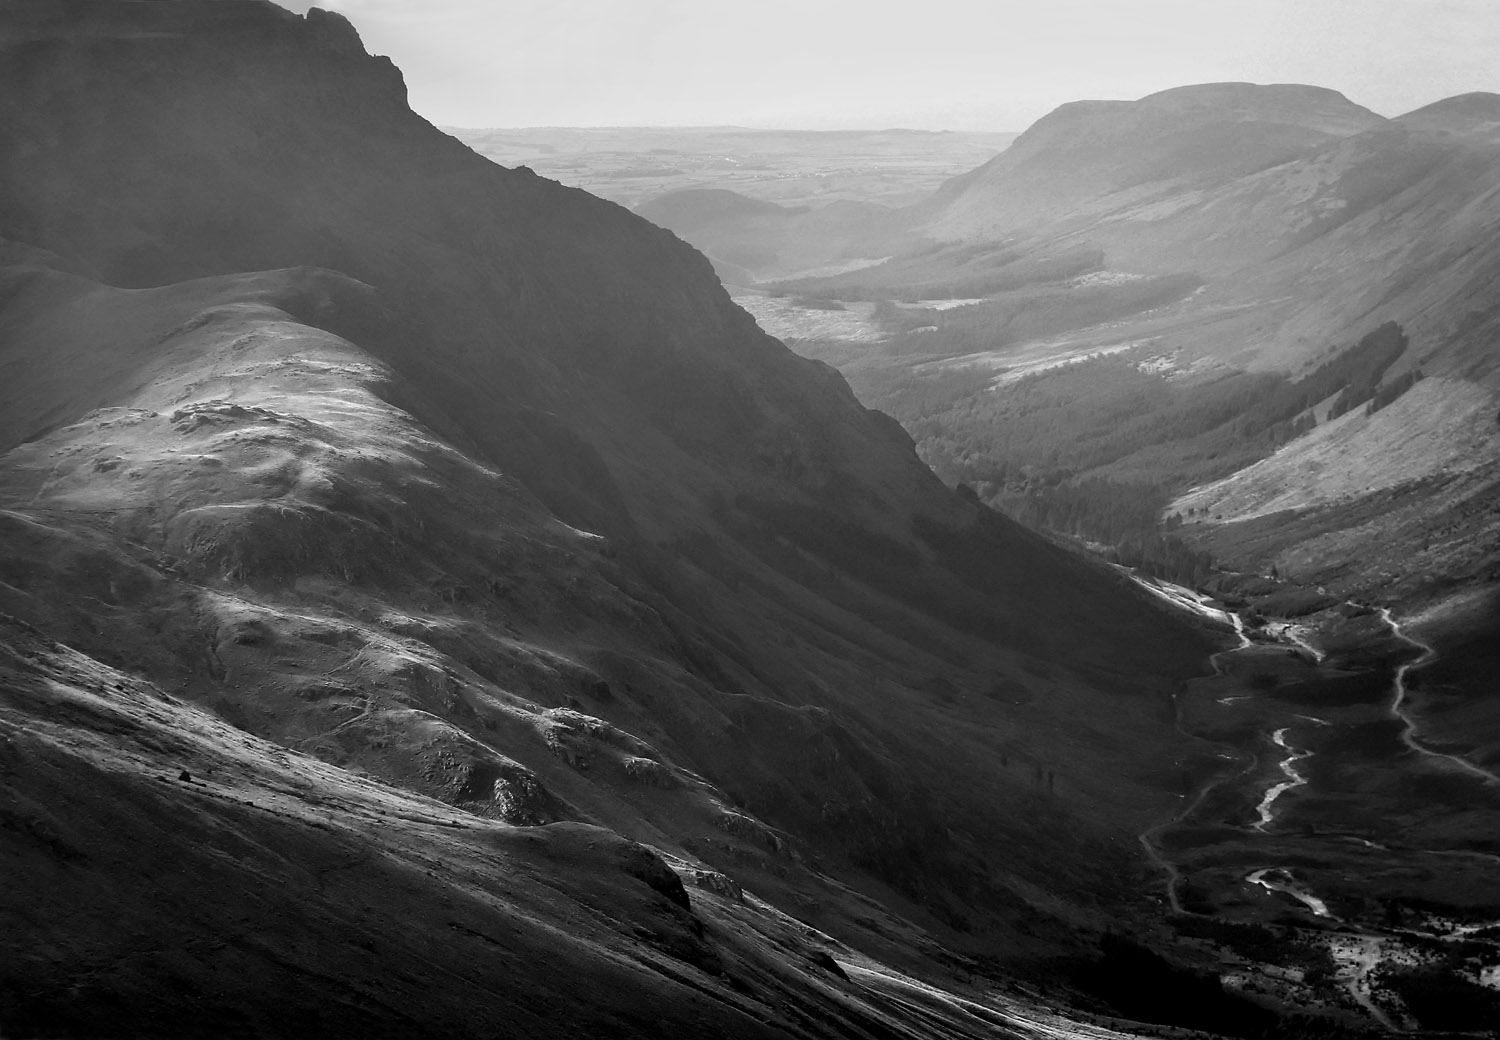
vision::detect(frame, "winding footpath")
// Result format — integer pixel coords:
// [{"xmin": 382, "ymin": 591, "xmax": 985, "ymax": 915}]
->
[
  {"xmin": 1136, "ymin": 592, "xmax": 1254, "ymax": 914},
  {"xmin": 1379, "ymin": 607, "xmax": 1500, "ymax": 787},
  {"xmin": 1330, "ymin": 936, "xmax": 1404, "ymax": 1032}
]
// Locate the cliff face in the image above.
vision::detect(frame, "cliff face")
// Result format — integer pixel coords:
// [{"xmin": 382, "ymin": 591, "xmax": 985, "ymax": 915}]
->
[{"xmin": 0, "ymin": 4, "xmax": 1214, "ymax": 1033}]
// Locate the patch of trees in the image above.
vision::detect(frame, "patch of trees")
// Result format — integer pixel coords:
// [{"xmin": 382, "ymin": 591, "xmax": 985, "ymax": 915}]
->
[
  {"xmin": 978, "ymin": 477, "xmax": 1215, "ymax": 584},
  {"xmin": 1108, "ymin": 530, "xmax": 1216, "ymax": 587},
  {"xmin": 1069, "ymin": 932, "xmax": 1278, "ymax": 1037},
  {"xmin": 901, "ymin": 322, "xmax": 1412, "ymax": 496},
  {"xmin": 996, "ymin": 476, "xmax": 1167, "ymax": 541},
  {"xmin": 857, "ymin": 321, "xmax": 1412, "ymax": 591},
  {"xmin": 789, "ymin": 295, "xmax": 845, "ymax": 311},
  {"xmin": 1381, "ymin": 960, "xmax": 1500, "ymax": 1032},
  {"xmin": 904, "ymin": 356, "xmax": 1280, "ymax": 487},
  {"xmin": 1309, "ymin": 321, "xmax": 1411, "ymax": 419},
  {"xmin": 1363, "ymin": 367, "xmax": 1423, "ymax": 416},
  {"xmin": 1203, "ymin": 320, "xmax": 1409, "ymax": 439}
]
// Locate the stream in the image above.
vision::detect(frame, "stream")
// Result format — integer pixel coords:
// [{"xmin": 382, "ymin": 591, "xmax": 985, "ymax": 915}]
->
[
  {"xmin": 1249, "ymin": 728, "xmax": 1312, "ymax": 832},
  {"xmin": 1134, "ymin": 580, "xmax": 1500, "ymax": 1030}
]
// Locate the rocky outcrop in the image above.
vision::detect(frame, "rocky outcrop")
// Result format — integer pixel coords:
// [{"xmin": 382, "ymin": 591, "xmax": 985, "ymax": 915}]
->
[{"xmin": 693, "ymin": 869, "xmax": 745, "ymax": 903}]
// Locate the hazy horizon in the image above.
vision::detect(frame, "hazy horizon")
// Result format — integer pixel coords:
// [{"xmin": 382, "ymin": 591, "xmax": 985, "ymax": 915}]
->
[{"xmin": 287, "ymin": 0, "xmax": 1497, "ymax": 131}]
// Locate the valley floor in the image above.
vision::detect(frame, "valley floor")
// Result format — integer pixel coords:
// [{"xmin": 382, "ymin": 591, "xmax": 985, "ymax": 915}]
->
[{"xmin": 1130, "ymin": 579, "xmax": 1500, "ymax": 1032}]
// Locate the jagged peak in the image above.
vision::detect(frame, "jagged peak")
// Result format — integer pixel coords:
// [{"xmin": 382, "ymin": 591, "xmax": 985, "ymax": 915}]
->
[{"xmin": 303, "ymin": 6, "xmax": 368, "ymax": 54}]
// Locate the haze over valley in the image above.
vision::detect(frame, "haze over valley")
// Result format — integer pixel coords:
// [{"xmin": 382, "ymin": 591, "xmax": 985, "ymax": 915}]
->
[{"xmin": 4, "ymin": 2, "xmax": 1500, "ymax": 1037}]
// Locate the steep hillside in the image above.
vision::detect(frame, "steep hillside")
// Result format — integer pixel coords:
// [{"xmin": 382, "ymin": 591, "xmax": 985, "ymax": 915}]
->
[
  {"xmin": 3, "ymin": 612, "xmax": 1181, "ymax": 1040},
  {"xmin": 1169, "ymin": 377, "xmax": 1500, "ymax": 601},
  {"xmin": 0, "ymin": 3, "xmax": 1223, "ymax": 1035}
]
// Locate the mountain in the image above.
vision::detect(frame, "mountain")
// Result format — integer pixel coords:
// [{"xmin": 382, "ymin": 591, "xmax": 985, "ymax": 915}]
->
[
  {"xmin": 0, "ymin": 3, "xmax": 1224, "ymax": 1035},
  {"xmin": 923, "ymin": 83, "xmax": 1386, "ymax": 243}
]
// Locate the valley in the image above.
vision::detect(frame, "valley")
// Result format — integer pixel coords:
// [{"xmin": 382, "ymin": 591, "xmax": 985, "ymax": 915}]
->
[
  {"xmin": 687, "ymin": 86, "xmax": 1500, "ymax": 623},
  {"xmin": 4, "ymin": 2, "xmax": 1499, "ymax": 1037}
]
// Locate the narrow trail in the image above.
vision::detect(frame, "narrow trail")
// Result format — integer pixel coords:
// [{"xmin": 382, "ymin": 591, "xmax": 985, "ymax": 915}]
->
[
  {"xmin": 1137, "ymin": 779, "xmax": 1215, "ymax": 915},
  {"xmin": 1378, "ymin": 606, "xmax": 1500, "ymax": 787},
  {"xmin": 1136, "ymin": 594, "xmax": 1255, "ymax": 914},
  {"xmin": 1331, "ymin": 936, "xmax": 1404, "ymax": 1032}
]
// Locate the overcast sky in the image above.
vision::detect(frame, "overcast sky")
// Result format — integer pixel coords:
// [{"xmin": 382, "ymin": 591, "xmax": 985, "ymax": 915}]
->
[{"xmin": 291, "ymin": 1, "xmax": 1500, "ymax": 130}]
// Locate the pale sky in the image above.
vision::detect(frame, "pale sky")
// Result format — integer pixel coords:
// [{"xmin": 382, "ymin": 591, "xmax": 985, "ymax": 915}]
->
[{"xmin": 288, "ymin": 1, "xmax": 1500, "ymax": 130}]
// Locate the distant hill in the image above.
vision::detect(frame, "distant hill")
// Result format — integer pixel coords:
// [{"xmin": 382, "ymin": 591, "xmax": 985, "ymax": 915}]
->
[
  {"xmin": 924, "ymin": 82, "xmax": 1385, "ymax": 241},
  {"xmin": 634, "ymin": 187, "xmax": 796, "ymax": 232}
]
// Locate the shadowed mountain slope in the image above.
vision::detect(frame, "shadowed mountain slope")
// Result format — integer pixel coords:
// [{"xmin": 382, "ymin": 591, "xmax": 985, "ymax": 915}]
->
[{"xmin": 0, "ymin": 3, "xmax": 1221, "ymax": 1035}]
